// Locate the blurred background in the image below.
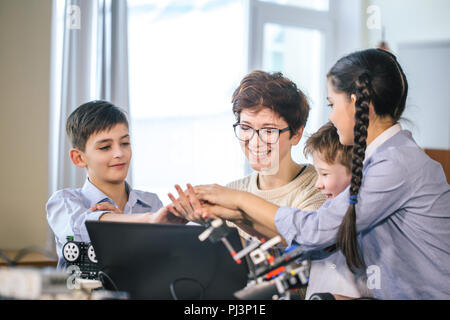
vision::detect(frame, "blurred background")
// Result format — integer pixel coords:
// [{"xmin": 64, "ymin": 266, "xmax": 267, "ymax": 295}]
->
[{"xmin": 0, "ymin": 0, "xmax": 449, "ymax": 253}]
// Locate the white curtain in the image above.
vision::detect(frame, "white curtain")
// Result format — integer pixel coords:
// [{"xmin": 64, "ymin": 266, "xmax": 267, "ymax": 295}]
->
[{"xmin": 48, "ymin": 0, "xmax": 130, "ymax": 250}]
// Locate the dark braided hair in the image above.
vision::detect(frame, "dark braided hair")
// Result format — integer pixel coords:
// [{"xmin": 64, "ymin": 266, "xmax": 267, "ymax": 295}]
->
[{"xmin": 327, "ymin": 49, "xmax": 408, "ymax": 272}]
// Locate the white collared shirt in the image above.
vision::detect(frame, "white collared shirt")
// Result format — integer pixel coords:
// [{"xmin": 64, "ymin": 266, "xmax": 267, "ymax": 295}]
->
[
  {"xmin": 46, "ymin": 178, "xmax": 163, "ymax": 268},
  {"xmin": 364, "ymin": 123, "xmax": 402, "ymax": 163},
  {"xmin": 275, "ymin": 129, "xmax": 450, "ymax": 299}
]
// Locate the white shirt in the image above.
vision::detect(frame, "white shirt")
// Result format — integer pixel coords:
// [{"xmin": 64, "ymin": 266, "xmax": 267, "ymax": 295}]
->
[
  {"xmin": 276, "ymin": 129, "xmax": 450, "ymax": 299},
  {"xmin": 365, "ymin": 123, "xmax": 402, "ymax": 162}
]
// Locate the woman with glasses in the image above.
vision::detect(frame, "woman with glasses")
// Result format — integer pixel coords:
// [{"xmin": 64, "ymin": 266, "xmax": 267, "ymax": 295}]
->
[
  {"xmin": 222, "ymin": 71, "xmax": 326, "ymax": 240},
  {"xmin": 173, "ymin": 50, "xmax": 450, "ymax": 299},
  {"xmin": 169, "ymin": 70, "xmax": 325, "ymax": 241}
]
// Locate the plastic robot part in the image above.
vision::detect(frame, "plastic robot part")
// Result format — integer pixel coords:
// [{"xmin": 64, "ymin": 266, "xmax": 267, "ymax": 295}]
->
[
  {"xmin": 233, "ymin": 240, "xmax": 261, "ymax": 261},
  {"xmin": 220, "ymin": 238, "xmax": 241, "ymax": 264},
  {"xmin": 260, "ymin": 236, "xmax": 281, "ymax": 252},
  {"xmin": 249, "ymin": 248, "xmax": 266, "ymax": 265},
  {"xmin": 284, "ymin": 243, "xmax": 299, "ymax": 253},
  {"xmin": 220, "ymin": 237, "xmax": 234, "ymax": 254},
  {"xmin": 62, "ymin": 239, "xmax": 100, "ymax": 280},
  {"xmin": 211, "ymin": 218, "xmax": 223, "ymax": 228},
  {"xmin": 265, "ymin": 266, "xmax": 285, "ymax": 279},
  {"xmin": 200, "ymin": 218, "xmax": 233, "ymax": 243},
  {"xmin": 0, "ymin": 268, "xmax": 72, "ymax": 300},
  {"xmin": 87, "ymin": 245, "xmax": 98, "ymax": 264},
  {"xmin": 294, "ymin": 262, "xmax": 309, "ymax": 284},
  {"xmin": 63, "ymin": 242, "xmax": 80, "ymax": 262},
  {"xmin": 198, "ymin": 218, "xmax": 226, "ymax": 242},
  {"xmin": 274, "ymin": 277, "xmax": 286, "ymax": 295},
  {"xmin": 253, "ymin": 245, "xmax": 305, "ymax": 278},
  {"xmin": 198, "ymin": 227, "xmax": 213, "ymax": 242}
]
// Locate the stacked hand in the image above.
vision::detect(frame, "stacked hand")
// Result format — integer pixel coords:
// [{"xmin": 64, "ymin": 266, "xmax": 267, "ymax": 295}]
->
[{"xmin": 167, "ymin": 183, "xmax": 245, "ymax": 223}]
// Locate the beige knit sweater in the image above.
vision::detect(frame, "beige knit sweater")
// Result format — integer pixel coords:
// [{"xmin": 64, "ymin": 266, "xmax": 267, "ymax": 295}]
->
[{"xmin": 226, "ymin": 164, "xmax": 326, "ymax": 240}]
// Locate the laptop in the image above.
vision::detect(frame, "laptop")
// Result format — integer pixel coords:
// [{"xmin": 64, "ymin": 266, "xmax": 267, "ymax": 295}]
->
[{"xmin": 85, "ymin": 221, "xmax": 249, "ymax": 300}]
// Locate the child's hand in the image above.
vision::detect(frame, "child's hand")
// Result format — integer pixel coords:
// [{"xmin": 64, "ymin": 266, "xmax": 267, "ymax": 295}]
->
[
  {"xmin": 90, "ymin": 201, "xmax": 122, "ymax": 214},
  {"xmin": 167, "ymin": 184, "xmax": 204, "ymax": 223},
  {"xmin": 193, "ymin": 184, "xmax": 241, "ymax": 211},
  {"xmin": 146, "ymin": 206, "xmax": 188, "ymax": 224},
  {"xmin": 198, "ymin": 203, "xmax": 245, "ymax": 222}
]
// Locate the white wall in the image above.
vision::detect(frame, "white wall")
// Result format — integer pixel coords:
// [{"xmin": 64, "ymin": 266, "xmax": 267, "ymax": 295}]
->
[
  {"xmin": 364, "ymin": 0, "xmax": 450, "ymax": 53},
  {"xmin": 0, "ymin": 0, "xmax": 52, "ymax": 249},
  {"xmin": 362, "ymin": 0, "xmax": 450, "ymax": 149},
  {"xmin": 398, "ymin": 42, "xmax": 450, "ymax": 149}
]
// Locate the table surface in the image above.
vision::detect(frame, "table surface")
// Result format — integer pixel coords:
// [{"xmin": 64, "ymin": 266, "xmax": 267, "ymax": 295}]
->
[{"xmin": 0, "ymin": 250, "xmax": 57, "ymax": 267}]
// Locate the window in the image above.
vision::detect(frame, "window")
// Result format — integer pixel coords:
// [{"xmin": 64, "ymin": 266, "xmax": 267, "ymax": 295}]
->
[
  {"xmin": 127, "ymin": 0, "xmax": 246, "ymax": 200},
  {"xmin": 128, "ymin": 0, "xmax": 340, "ymax": 196},
  {"xmin": 263, "ymin": 23, "xmax": 325, "ymax": 164},
  {"xmin": 248, "ymin": 0, "xmax": 333, "ymax": 165},
  {"xmin": 260, "ymin": 0, "xmax": 329, "ymax": 11}
]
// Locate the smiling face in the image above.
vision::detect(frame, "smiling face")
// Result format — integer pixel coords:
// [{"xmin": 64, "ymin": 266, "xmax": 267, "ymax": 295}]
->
[
  {"xmin": 313, "ymin": 151, "xmax": 351, "ymax": 200},
  {"xmin": 72, "ymin": 123, "xmax": 131, "ymax": 185},
  {"xmin": 326, "ymin": 78, "xmax": 357, "ymax": 146},
  {"xmin": 238, "ymin": 107, "xmax": 301, "ymax": 174}
]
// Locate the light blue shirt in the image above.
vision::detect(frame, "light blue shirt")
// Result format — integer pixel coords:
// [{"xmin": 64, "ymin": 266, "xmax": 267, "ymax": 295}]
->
[
  {"xmin": 46, "ymin": 178, "xmax": 163, "ymax": 268},
  {"xmin": 275, "ymin": 130, "xmax": 450, "ymax": 299}
]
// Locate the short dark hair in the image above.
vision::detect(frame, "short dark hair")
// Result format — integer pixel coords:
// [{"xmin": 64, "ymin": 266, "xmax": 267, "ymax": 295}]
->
[
  {"xmin": 304, "ymin": 122, "xmax": 352, "ymax": 173},
  {"xmin": 231, "ymin": 71, "xmax": 310, "ymax": 136},
  {"xmin": 66, "ymin": 100, "xmax": 129, "ymax": 151}
]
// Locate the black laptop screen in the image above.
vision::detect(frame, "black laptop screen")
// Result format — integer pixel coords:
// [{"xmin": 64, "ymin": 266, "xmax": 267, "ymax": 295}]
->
[{"xmin": 86, "ymin": 221, "xmax": 249, "ymax": 300}]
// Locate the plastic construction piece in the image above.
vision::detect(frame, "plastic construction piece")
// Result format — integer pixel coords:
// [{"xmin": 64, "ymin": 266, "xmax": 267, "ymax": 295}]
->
[
  {"xmin": 284, "ymin": 243, "xmax": 299, "ymax": 253},
  {"xmin": 221, "ymin": 237, "xmax": 241, "ymax": 264},
  {"xmin": 260, "ymin": 236, "xmax": 282, "ymax": 252},
  {"xmin": 235, "ymin": 260, "xmax": 310, "ymax": 300},
  {"xmin": 198, "ymin": 218, "xmax": 242, "ymax": 264},
  {"xmin": 254, "ymin": 245, "xmax": 305, "ymax": 278},
  {"xmin": 249, "ymin": 248, "xmax": 266, "ymax": 265},
  {"xmin": 63, "ymin": 242, "xmax": 80, "ymax": 262},
  {"xmin": 62, "ymin": 237, "xmax": 99, "ymax": 280},
  {"xmin": 87, "ymin": 245, "xmax": 98, "ymax": 264},
  {"xmin": 198, "ymin": 218, "xmax": 232, "ymax": 243},
  {"xmin": 265, "ymin": 266, "xmax": 285, "ymax": 279},
  {"xmin": 233, "ymin": 239, "xmax": 261, "ymax": 261}
]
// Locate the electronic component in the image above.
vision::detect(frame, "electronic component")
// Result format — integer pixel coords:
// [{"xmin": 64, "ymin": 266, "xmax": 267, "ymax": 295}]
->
[
  {"xmin": 62, "ymin": 236, "xmax": 99, "ymax": 280},
  {"xmin": 197, "ymin": 219, "xmax": 310, "ymax": 300},
  {"xmin": 198, "ymin": 218, "xmax": 242, "ymax": 263},
  {"xmin": 234, "ymin": 242, "xmax": 310, "ymax": 300},
  {"xmin": 0, "ymin": 267, "xmax": 71, "ymax": 300}
]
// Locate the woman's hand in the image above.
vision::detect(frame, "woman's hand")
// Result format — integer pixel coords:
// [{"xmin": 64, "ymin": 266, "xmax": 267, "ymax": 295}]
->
[
  {"xmin": 193, "ymin": 184, "xmax": 241, "ymax": 211},
  {"xmin": 199, "ymin": 203, "xmax": 245, "ymax": 222},
  {"xmin": 167, "ymin": 183, "xmax": 246, "ymax": 223},
  {"xmin": 195, "ymin": 184, "xmax": 281, "ymax": 236}
]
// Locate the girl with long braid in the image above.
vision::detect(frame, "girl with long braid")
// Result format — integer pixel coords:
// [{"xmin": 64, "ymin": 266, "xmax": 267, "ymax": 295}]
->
[{"xmin": 172, "ymin": 49, "xmax": 450, "ymax": 299}]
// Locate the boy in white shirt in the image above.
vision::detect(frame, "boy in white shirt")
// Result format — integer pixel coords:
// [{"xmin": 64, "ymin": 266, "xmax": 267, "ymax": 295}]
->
[{"xmin": 47, "ymin": 100, "xmax": 186, "ymax": 268}]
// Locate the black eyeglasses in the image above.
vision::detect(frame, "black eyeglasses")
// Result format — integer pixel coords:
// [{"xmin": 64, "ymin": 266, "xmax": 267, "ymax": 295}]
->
[{"xmin": 233, "ymin": 123, "xmax": 290, "ymax": 144}]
